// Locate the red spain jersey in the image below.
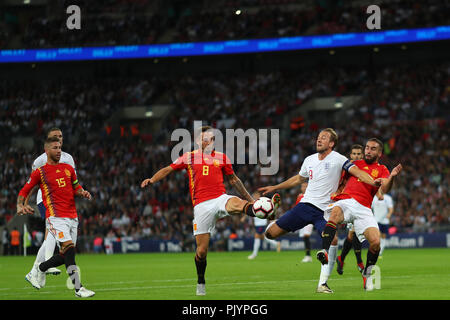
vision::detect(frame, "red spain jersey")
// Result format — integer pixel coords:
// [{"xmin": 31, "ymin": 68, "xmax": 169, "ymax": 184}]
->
[
  {"xmin": 295, "ymin": 193, "xmax": 304, "ymax": 206},
  {"xmin": 19, "ymin": 163, "xmax": 79, "ymax": 219},
  {"xmin": 333, "ymin": 159, "xmax": 390, "ymax": 208},
  {"xmin": 170, "ymin": 150, "xmax": 234, "ymax": 207}
]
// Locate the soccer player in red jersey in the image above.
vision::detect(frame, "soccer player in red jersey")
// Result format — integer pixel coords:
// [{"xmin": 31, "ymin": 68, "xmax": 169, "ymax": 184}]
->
[
  {"xmin": 17, "ymin": 136, "xmax": 95, "ymax": 297},
  {"xmin": 335, "ymin": 144, "xmax": 366, "ymax": 274},
  {"xmin": 317, "ymin": 138, "xmax": 402, "ymax": 291},
  {"xmin": 141, "ymin": 126, "xmax": 281, "ymax": 296}
]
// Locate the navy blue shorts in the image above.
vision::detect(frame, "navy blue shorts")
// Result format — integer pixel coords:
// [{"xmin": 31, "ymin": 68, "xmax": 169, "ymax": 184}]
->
[
  {"xmin": 378, "ymin": 223, "xmax": 389, "ymax": 234},
  {"xmin": 276, "ymin": 202, "xmax": 326, "ymax": 235},
  {"xmin": 38, "ymin": 202, "xmax": 46, "ymax": 219},
  {"xmin": 255, "ymin": 226, "xmax": 265, "ymax": 235}
]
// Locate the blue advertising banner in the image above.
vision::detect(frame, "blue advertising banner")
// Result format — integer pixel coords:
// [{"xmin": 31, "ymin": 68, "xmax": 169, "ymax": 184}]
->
[
  {"xmin": 111, "ymin": 232, "xmax": 450, "ymax": 253},
  {"xmin": 228, "ymin": 232, "xmax": 450, "ymax": 251},
  {"xmin": 1, "ymin": 26, "xmax": 449, "ymax": 63}
]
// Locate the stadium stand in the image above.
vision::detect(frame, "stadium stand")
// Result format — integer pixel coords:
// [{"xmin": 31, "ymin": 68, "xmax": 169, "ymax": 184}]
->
[
  {"xmin": 0, "ymin": 0, "xmax": 448, "ymax": 253},
  {"xmin": 1, "ymin": 60, "xmax": 448, "ymax": 252},
  {"xmin": 1, "ymin": 0, "xmax": 448, "ymax": 48}
]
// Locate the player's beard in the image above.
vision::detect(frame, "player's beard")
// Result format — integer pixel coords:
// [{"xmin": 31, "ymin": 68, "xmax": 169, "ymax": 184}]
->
[
  {"xmin": 364, "ymin": 154, "xmax": 378, "ymax": 164},
  {"xmin": 203, "ymin": 143, "xmax": 214, "ymax": 154},
  {"xmin": 50, "ymin": 153, "xmax": 61, "ymax": 163}
]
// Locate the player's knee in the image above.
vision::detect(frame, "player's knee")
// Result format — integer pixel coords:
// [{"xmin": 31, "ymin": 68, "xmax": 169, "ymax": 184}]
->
[
  {"xmin": 196, "ymin": 247, "xmax": 208, "ymax": 259},
  {"xmin": 226, "ymin": 197, "xmax": 246, "ymax": 215},
  {"xmin": 264, "ymin": 221, "xmax": 278, "ymax": 240},
  {"xmin": 330, "ymin": 210, "xmax": 343, "ymax": 223},
  {"xmin": 369, "ymin": 239, "xmax": 380, "ymax": 252},
  {"xmin": 264, "ymin": 230, "xmax": 274, "ymax": 240},
  {"xmin": 60, "ymin": 241, "xmax": 74, "ymax": 254}
]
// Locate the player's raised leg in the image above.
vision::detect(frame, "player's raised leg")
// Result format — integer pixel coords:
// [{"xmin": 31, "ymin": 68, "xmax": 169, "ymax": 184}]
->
[
  {"xmin": 225, "ymin": 194, "xmax": 281, "ymax": 219},
  {"xmin": 265, "ymin": 220, "xmax": 288, "ymax": 240},
  {"xmin": 265, "ymin": 200, "xmax": 314, "ymax": 241}
]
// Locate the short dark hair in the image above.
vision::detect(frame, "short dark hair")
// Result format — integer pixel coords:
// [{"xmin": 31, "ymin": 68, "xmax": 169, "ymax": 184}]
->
[
  {"xmin": 197, "ymin": 125, "xmax": 212, "ymax": 133},
  {"xmin": 321, "ymin": 128, "xmax": 338, "ymax": 149},
  {"xmin": 366, "ymin": 138, "xmax": 384, "ymax": 151},
  {"xmin": 47, "ymin": 127, "xmax": 62, "ymax": 137},
  {"xmin": 195, "ymin": 125, "xmax": 214, "ymax": 138},
  {"xmin": 44, "ymin": 136, "xmax": 61, "ymax": 147},
  {"xmin": 351, "ymin": 144, "xmax": 364, "ymax": 151}
]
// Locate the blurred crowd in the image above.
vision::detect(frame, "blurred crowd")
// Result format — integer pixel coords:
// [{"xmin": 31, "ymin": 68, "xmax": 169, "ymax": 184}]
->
[
  {"xmin": 173, "ymin": 0, "xmax": 448, "ymax": 43},
  {"xmin": 1, "ymin": 0, "xmax": 448, "ymax": 49},
  {"xmin": 0, "ymin": 61, "xmax": 449, "ymax": 253}
]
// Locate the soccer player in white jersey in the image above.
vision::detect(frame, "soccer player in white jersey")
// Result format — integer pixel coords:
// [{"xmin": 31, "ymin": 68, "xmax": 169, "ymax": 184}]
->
[
  {"xmin": 372, "ymin": 193, "xmax": 394, "ymax": 258},
  {"xmin": 25, "ymin": 128, "xmax": 76, "ymax": 287},
  {"xmin": 259, "ymin": 128, "xmax": 381, "ymax": 293},
  {"xmin": 295, "ymin": 182, "xmax": 313, "ymax": 263},
  {"xmin": 246, "ymin": 192, "xmax": 281, "ymax": 260}
]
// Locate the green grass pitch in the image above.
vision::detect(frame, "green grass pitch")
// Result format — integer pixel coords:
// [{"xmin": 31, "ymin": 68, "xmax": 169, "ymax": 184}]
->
[{"xmin": 0, "ymin": 248, "xmax": 449, "ymax": 300}]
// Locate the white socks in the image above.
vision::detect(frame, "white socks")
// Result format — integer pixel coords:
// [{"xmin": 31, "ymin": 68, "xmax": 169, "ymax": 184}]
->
[
  {"xmin": 264, "ymin": 238, "xmax": 279, "ymax": 247},
  {"xmin": 33, "ymin": 240, "xmax": 46, "ymax": 267},
  {"xmin": 30, "ymin": 234, "xmax": 57, "ymax": 273},
  {"xmin": 380, "ymin": 238, "xmax": 386, "ymax": 255},
  {"xmin": 45, "ymin": 234, "xmax": 57, "ymax": 260},
  {"xmin": 318, "ymin": 244, "xmax": 338, "ymax": 286},
  {"xmin": 252, "ymin": 238, "xmax": 261, "ymax": 256},
  {"xmin": 327, "ymin": 245, "xmax": 338, "ymax": 276}
]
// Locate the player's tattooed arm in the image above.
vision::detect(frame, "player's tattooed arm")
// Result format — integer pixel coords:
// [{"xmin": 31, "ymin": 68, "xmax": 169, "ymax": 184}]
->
[
  {"xmin": 73, "ymin": 183, "xmax": 92, "ymax": 200},
  {"xmin": 227, "ymin": 173, "xmax": 255, "ymax": 202},
  {"xmin": 16, "ymin": 195, "xmax": 34, "ymax": 215}
]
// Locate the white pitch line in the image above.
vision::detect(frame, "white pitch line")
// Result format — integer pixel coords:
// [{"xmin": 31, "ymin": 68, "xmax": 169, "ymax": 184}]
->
[{"xmin": 0, "ymin": 275, "xmax": 414, "ymax": 297}]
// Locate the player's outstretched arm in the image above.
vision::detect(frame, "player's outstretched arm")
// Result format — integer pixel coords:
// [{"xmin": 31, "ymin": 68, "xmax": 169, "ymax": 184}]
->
[
  {"xmin": 141, "ymin": 165, "xmax": 174, "ymax": 188},
  {"xmin": 227, "ymin": 173, "xmax": 255, "ymax": 202},
  {"xmin": 379, "ymin": 164, "xmax": 402, "ymax": 194},
  {"xmin": 348, "ymin": 166, "xmax": 380, "ymax": 187},
  {"xmin": 258, "ymin": 175, "xmax": 306, "ymax": 195}
]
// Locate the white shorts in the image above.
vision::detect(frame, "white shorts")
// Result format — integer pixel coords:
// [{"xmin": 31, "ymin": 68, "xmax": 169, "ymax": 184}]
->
[
  {"xmin": 193, "ymin": 194, "xmax": 235, "ymax": 236},
  {"xmin": 325, "ymin": 198, "xmax": 378, "ymax": 242},
  {"xmin": 299, "ymin": 224, "xmax": 313, "ymax": 237},
  {"xmin": 46, "ymin": 216, "xmax": 79, "ymax": 245}
]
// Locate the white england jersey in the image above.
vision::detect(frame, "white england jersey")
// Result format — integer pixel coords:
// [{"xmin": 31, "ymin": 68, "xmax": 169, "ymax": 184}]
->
[
  {"xmin": 32, "ymin": 151, "xmax": 76, "ymax": 204},
  {"xmin": 254, "ymin": 216, "xmax": 268, "ymax": 227},
  {"xmin": 299, "ymin": 151, "xmax": 353, "ymax": 211},
  {"xmin": 372, "ymin": 194, "xmax": 393, "ymax": 225}
]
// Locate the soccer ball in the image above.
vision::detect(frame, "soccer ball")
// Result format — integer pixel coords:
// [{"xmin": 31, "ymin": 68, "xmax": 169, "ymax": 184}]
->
[{"xmin": 252, "ymin": 197, "xmax": 274, "ymax": 219}]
